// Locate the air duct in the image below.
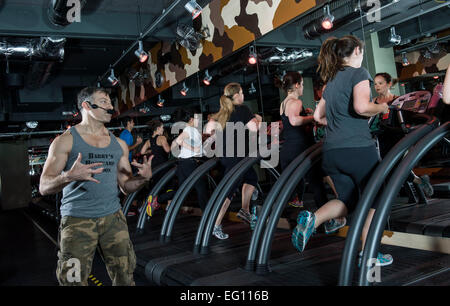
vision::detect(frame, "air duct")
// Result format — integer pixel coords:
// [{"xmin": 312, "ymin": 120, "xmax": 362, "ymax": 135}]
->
[
  {"xmin": 48, "ymin": 0, "xmax": 88, "ymax": 27},
  {"xmin": 260, "ymin": 48, "xmax": 314, "ymax": 65},
  {"xmin": 0, "ymin": 37, "xmax": 65, "ymax": 61},
  {"xmin": 0, "ymin": 37, "xmax": 66, "ymax": 89}
]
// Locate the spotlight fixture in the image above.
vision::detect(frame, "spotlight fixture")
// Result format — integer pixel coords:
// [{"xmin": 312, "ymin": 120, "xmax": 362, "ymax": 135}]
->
[
  {"xmin": 321, "ymin": 5, "xmax": 334, "ymax": 30},
  {"xmin": 184, "ymin": 0, "xmax": 202, "ymax": 19},
  {"xmin": 107, "ymin": 69, "xmax": 119, "ymax": 86},
  {"xmin": 248, "ymin": 82, "xmax": 256, "ymax": 94},
  {"xmin": 180, "ymin": 82, "xmax": 189, "ymax": 96},
  {"xmin": 26, "ymin": 121, "xmax": 38, "ymax": 129},
  {"xmin": 203, "ymin": 70, "xmax": 212, "ymax": 86},
  {"xmin": 433, "ymin": 76, "xmax": 439, "ymax": 80},
  {"xmin": 389, "ymin": 27, "xmax": 401, "ymax": 45},
  {"xmin": 248, "ymin": 45, "xmax": 257, "ymax": 65},
  {"xmin": 134, "ymin": 40, "xmax": 149, "ymax": 63},
  {"xmin": 401, "ymin": 52, "xmax": 410, "ymax": 67},
  {"xmin": 160, "ymin": 114, "xmax": 171, "ymax": 122},
  {"xmin": 157, "ymin": 95, "xmax": 165, "ymax": 107}
]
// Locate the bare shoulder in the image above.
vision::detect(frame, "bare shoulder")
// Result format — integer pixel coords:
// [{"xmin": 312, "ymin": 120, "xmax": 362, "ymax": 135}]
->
[
  {"xmin": 116, "ymin": 137, "xmax": 128, "ymax": 150},
  {"xmin": 50, "ymin": 130, "xmax": 73, "ymax": 154}
]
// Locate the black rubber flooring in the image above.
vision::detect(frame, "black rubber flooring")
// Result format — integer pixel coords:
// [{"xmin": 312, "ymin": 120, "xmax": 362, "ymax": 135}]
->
[{"xmin": 132, "ymin": 198, "xmax": 450, "ymax": 286}]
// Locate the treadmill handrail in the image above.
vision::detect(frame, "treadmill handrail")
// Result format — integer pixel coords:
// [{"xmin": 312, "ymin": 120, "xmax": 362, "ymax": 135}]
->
[
  {"xmin": 136, "ymin": 166, "xmax": 178, "ymax": 232},
  {"xmin": 339, "ymin": 116, "xmax": 439, "ymax": 286},
  {"xmin": 199, "ymin": 156, "xmax": 261, "ymax": 253},
  {"xmin": 122, "ymin": 159, "xmax": 177, "ymax": 215},
  {"xmin": 359, "ymin": 121, "xmax": 449, "ymax": 286},
  {"xmin": 256, "ymin": 146, "xmax": 323, "ymax": 273},
  {"xmin": 194, "ymin": 157, "xmax": 251, "ymax": 250},
  {"xmin": 245, "ymin": 142, "xmax": 322, "ymax": 271},
  {"xmin": 161, "ymin": 158, "xmax": 219, "ymax": 241},
  {"xmin": 197, "ymin": 149, "xmax": 280, "ymax": 254}
]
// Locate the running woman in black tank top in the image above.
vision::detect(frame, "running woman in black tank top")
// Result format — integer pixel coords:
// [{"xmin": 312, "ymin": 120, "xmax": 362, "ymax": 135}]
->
[
  {"xmin": 140, "ymin": 120, "xmax": 170, "ymax": 169},
  {"xmin": 279, "ymin": 71, "xmax": 328, "ymax": 209}
]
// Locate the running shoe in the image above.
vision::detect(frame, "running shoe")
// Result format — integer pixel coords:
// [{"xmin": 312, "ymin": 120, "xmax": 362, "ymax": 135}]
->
[
  {"xmin": 237, "ymin": 208, "xmax": 252, "ymax": 224},
  {"xmin": 213, "ymin": 225, "xmax": 229, "ymax": 240},
  {"xmin": 288, "ymin": 196, "xmax": 304, "ymax": 208},
  {"xmin": 358, "ymin": 251, "xmax": 394, "ymax": 267},
  {"xmin": 145, "ymin": 195, "xmax": 160, "ymax": 217},
  {"xmin": 324, "ymin": 217, "xmax": 347, "ymax": 234},
  {"xmin": 419, "ymin": 175, "xmax": 434, "ymax": 197},
  {"xmin": 291, "ymin": 211, "xmax": 316, "ymax": 252}
]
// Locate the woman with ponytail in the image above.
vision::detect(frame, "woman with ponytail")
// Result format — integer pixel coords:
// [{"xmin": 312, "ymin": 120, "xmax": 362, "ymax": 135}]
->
[
  {"xmin": 292, "ymin": 35, "xmax": 393, "ymax": 267},
  {"xmin": 279, "ymin": 71, "xmax": 328, "ymax": 210},
  {"xmin": 212, "ymin": 82, "xmax": 261, "ymax": 240},
  {"xmin": 140, "ymin": 119, "xmax": 170, "ymax": 168}
]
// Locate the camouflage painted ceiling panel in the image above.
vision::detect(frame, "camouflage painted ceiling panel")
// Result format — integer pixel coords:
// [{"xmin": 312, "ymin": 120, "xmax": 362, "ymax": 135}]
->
[{"xmin": 118, "ymin": 0, "xmax": 318, "ymax": 113}]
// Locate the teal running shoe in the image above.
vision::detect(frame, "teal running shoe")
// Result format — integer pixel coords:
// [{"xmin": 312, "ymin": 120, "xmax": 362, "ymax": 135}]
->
[{"xmin": 291, "ymin": 211, "xmax": 316, "ymax": 252}]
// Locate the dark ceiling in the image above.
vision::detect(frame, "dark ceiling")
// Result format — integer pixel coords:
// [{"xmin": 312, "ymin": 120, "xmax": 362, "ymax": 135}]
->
[{"xmin": 0, "ymin": 0, "xmax": 449, "ymax": 136}]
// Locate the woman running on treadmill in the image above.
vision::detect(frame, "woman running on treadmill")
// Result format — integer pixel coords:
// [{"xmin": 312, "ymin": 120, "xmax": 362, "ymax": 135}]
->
[
  {"xmin": 147, "ymin": 108, "xmax": 209, "ymax": 215},
  {"xmin": 140, "ymin": 119, "xmax": 170, "ymax": 168},
  {"xmin": 372, "ymin": 72, "xmax": 433, "ymax": 198},
  {"xmin": 293, "ymin": 35, "xmax": 393, "ymax": 266},
  {"xmin": 213, "ymin": 82, "xmax": 261, "ymax": 240},
  {"xmin": 140, "ymin": 120, "xmax": 171, "ymax": 214},
  {"xmin": 278, "ymin": 71, "xmax": 330, "ymax": 216}
]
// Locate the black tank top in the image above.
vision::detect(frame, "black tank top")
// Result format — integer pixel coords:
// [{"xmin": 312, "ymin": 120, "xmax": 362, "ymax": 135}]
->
[
  {"xmin": 280, "ymin": 100, "xmax": 312, "ymax": 145},
  {"xmin": 149, "ymin": 136, "xmax": 168, "ymax": 167}
]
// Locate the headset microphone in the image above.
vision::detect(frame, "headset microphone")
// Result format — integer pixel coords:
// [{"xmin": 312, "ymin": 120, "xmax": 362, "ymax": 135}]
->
[{"xmin": 87, "ymin": 101, "xmax": 115, "ymax": 115}]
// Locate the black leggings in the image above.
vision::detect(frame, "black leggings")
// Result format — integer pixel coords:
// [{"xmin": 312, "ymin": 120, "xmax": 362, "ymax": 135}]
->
[
  {"xmin": 322, "ymin": 146, "xmax": 379, "ymax": 213},
  {"xmin": 158, "ymin": 158, "xmax": 209, "ymax": 211},
  {"xmin": 280, "ymin": 142, "xmax": 328, "ymax": 207},
  {"xmin": 220, "ymin": 157, "xmax": 258, "ymax": 201}
]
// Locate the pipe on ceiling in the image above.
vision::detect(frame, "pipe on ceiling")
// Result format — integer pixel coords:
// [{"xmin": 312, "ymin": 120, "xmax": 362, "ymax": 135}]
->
[{"xmin": 0, "ymin": 37, "xmax": 65, "ymax": 61}]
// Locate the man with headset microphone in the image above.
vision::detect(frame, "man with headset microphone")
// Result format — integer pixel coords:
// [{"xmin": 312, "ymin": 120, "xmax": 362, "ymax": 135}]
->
[{"xmin": 39, "ymin": 87, "xmax": 153, "ymax": 285}]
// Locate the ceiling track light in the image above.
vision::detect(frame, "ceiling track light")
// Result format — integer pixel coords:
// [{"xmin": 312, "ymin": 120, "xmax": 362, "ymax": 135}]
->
[
  {"xmin": 134, "ymin": 40, "xmax": 149, "ymax": 63},
  {"xmin": 203, "ymin": 69, "xmax": 212, "ymax": 85},
  {"xmin": 389, "ymin": 26, "xmax": 402, "ymax": 45},
  {"xmin": 184, "ymin": 0, "xmax": 202, "ymax": 19},
  {"xmin": 157, "ymin": 95, "xmax": 165, "ymax": 107},
  {"xmin": 180, "ymin": 82, "xmax": 189, "ymax": 96},
  {"xmin": 401, "ymin": 52, "xmax": 410, "ymax": 67},
  {"xmin": 321, "ymin": 5, "xmax": 335, "ymax": 30},
  {"xmin": 26, "ymin": 121, "xmax": 38, "ymax": 129},
  {"xmin": 248, "ymin": 45, "xmax": 257, "ymax": 65},
  {"xmin": 108, "ymin": 68, "xmax": 119, "ymax": 86}
]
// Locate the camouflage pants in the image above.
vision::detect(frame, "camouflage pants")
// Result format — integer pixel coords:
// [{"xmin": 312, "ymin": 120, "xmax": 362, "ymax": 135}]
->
[{"xmin": 56, "ymin": 209, "xmax": 136, "ymax": 286}]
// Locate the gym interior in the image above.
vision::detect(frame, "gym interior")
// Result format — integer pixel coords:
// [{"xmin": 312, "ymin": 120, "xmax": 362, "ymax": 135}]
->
[{"xmin": 0, "ymin": 0, "xmax": 449, "ymax": 288}]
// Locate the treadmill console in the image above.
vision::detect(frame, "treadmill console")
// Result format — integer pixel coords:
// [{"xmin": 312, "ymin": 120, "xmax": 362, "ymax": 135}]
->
[{"xmin": 390, "ymin": 91, "xmax": 431, "ymax": 113}]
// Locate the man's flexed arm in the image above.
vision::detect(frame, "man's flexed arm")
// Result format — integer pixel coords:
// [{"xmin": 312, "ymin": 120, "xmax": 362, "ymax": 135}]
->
[
  {"xmin": 39, "ymin": 133, "xmax": 103, "ymax": 196},
  {"xmin": 117, "ymin": 138, "xmax": 153, "ymax": 195}
]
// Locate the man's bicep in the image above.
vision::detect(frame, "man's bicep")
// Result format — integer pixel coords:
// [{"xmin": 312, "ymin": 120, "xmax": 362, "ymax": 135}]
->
[{"xmin": 41, "ymin": 137, "xmax": 69, "ymax": 177}]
